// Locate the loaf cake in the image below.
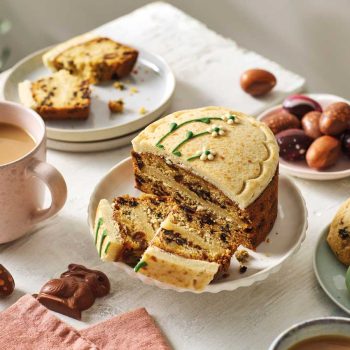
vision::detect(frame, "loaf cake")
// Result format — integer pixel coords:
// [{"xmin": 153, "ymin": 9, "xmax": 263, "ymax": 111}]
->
[
  {"xmin": 43, "ymin": 33, "xmax": 138, "ymax": 84},
  {"xmin": 131, "ymin": 106, "xmax": 279, "ymax": 249},
  {"xmin": 18, "ymin": 70, "xmax": 91, "ymax": 120},
  {"xmin": 94, "ymin": 195, "xmax": 170, "ymax": 265}
]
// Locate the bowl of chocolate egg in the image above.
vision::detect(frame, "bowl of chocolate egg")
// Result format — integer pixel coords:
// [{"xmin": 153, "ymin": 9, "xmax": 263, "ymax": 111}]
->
[
  {"xmin": 269, "ymin": 317, "xmax": 350, "ymax": 350},
  {"xmin": 257, "ymin": 93, "xmax": 350, "ymax": 180}
]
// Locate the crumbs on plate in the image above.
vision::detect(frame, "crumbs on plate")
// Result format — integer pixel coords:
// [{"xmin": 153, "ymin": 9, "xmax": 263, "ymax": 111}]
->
[
  {"xmin": 139, "ymin": 106, "xmax": 148, "ymax": 115},
  {"xmin": 108, "ymin": 99, "xmax": 124, "ymax": 113}
]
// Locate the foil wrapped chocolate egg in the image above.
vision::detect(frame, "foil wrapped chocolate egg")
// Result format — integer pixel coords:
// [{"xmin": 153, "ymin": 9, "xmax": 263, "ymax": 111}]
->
[{"xmin": 283, "ymin": 95, "xmax": 322, "ymax": 119}]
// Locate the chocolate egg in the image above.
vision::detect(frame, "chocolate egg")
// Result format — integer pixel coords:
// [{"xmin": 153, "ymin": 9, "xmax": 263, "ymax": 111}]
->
[
  {"xmin": 306, "ymin": 135, "xmax": 341, "ymax": 170},
  {"xmin": 301, "ymin": 111, "xmax": 322, "ymax": 139},
  {"xmin": 319, "ymin": 102, "xmax": 350, "ymax": 136},
  {"xmin": 340, "ymin": 130, "xmax": 350, "ymax": 158},
  {"xmin": 240, "ymin": 69, "xmax": 276, "ymax": 97},
  {"xmin": 261, "ymin": 108, "xmax": 300, "ymax": 135},
  {"xmin": 283, "ymin": 95, "xmax": 322, "ymax": 119},
  {"xmin": 0, "ymin": 264, "xmax": 15, "ymax": 297},
  {"xmin": 276, "ymin": 129, "xmax": 313, "ymax": 161}
]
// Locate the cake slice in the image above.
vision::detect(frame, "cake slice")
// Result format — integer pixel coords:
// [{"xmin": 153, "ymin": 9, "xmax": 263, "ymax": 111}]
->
[
  {"xmin": 43, "ymin": 33, "xmax": 138, "ymax": 84},
  {"xmin": 18, "ymin": 70, "xmax": 91, "ymax": 120},
  {"xmin": 136, "ymin": 246, "xmax": 219, "ymax": 291},
  {"xmin": 134, "ymin": 207, "xmax": 233, "ymax": 291},
  {"xmin": 131, "ymin": 106, "xmax": 279, "ymax": 249},
  {"xmin": 94, "ymin": 195, "xmax": 171, "ymax": 264}
]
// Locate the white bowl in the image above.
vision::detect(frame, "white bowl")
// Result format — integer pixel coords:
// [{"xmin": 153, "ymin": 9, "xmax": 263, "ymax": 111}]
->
[
  {"xmin": 269, "ymin": 317, "xmax": 350, "ymax": 350},
  {"xmin": 88, "ymin": 157, "xmax": 308, "ymax": 293},
  {"xmin": 257, "ymin": 93, "xmax": 350, "ymax": 180}
]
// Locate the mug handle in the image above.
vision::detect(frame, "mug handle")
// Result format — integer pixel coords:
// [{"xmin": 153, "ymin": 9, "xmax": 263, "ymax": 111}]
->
[{"xmin": 27, "ymin": 159, "xmax": 67, "ymax": 224}]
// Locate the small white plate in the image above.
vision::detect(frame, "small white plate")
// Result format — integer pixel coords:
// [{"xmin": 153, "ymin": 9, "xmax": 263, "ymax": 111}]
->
[
  {"xmin": 257, "ymin": 94, "xmax": 350, "ymax": 180},
  {"xmin": 2, "ymin": 46, "xmax": 175, "ymax": 142},
  {"xmin": 88, "ymin": 157, "xmax": 308, "ymax": 293},
  {"xmin": 314, "ymin": 225, "xmax": 350, "ymax": 315},
  {"xmin": 46, "ymin": 128, "xmax": 140, "ymax": 153}
]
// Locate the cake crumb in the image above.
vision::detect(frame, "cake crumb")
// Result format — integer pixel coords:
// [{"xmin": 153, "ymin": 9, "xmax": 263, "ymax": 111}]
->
[
  {"xmin": 108, "ymin": 99, "xmax": 124, "ymax": 113},
  {"xmin": 239, "ymin": 265, "xmax": 247, "ymax": 274},
  {"xmin": 113, "ymin": 81, "xmax": 125, "ymax": 90},
  {"xmin": 266, "ymin": 238, "xmax": 270, "ymax": 243},
  {"xmin": 139, "ymin": 106, "xmax": 148, "ymax": 115},
  {"xmin": 235, "ymin": 250, "xmax": 249, "ymax": 263},
  {"xmin": 222, "ymin": 273, "xmax": 230, "ymax": 279},
  {"xmin": 129, "ymin": 87, "xmax": 139, "ymax": 95}
]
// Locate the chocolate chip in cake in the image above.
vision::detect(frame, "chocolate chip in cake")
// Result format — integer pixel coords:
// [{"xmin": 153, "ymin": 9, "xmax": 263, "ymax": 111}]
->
[{"xmin": 339, "ymin": 228, "xmax": 350, "ymax": 239}]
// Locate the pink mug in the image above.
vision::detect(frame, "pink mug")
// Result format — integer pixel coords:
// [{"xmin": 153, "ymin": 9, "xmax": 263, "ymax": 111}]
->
[{"xmin": 0, "ymin": 101, "xmax": 67, "ymax": 243}]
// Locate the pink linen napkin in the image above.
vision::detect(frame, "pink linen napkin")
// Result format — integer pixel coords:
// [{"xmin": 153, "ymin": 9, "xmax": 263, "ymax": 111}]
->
[
  {"xmin": 81, "ymin": 307, "xmax": 170, "ymax": 350},
  {"xmin": 0, "ymin": 294, "xmax": 171, "ymax": 350}
]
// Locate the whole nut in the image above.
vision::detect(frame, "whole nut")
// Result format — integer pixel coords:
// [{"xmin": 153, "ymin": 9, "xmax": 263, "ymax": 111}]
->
[
  {"xmin": 240, "ymin": 69, "xmax": 276, "ymax": 97},
  {"xmin": 276, "ymin": 129, "xmax": 313, "ymax": 161},
  {"xmin": 0, "ymin": 264, "xmax": 15, "ymax": 297},
  {"xmin": 301, "ymin": 111, "xmax": 322, "ymax": 139},
  {"xmin": 283, "ymin": 94, "xmax": 322, "ymax": 119},
  {"xmin": 261, "ymin": 108, "xmax": 300, "ymax": 135},
  {"xmin": 306, "ymin": 135, "xmax": 341, "ymax": 170},
  {"xmin": 319, "ymin": 102, "xmax": 350, "ymax": 136},
  {"xmin": 340, "ymin": 130, "xmax": 350, "ymax": 158}
]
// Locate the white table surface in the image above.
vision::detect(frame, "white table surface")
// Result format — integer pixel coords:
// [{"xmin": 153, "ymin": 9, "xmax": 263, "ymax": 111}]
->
[{"xmin": 1, "ymin": 3, "xmax": 349, "ymax": 350}]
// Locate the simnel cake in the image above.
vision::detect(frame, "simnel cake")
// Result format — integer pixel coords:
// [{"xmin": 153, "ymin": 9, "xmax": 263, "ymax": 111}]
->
[
  {"xmin": 43, "ymin": 33, "xmax": 138, "ymax": 84},
  {"xmin": 94, "ymin": 195, "xmax": 170, "ymax": 265},
  {"xmin": 18, "ymin": 70, "xmax": 91, "ymax": 120},
  {"xmin": 131, "ymin": 106, "xmax": 279, "ymax": 249}
]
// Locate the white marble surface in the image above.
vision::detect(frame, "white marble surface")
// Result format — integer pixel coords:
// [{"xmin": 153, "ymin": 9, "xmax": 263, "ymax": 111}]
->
[{"xmin": 0, "ymin": 3, "xmax": 349, "ymax": 350}]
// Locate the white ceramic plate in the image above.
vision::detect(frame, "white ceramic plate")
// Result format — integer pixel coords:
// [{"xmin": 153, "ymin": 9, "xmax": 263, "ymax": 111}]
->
[
  {"xmin": 46, "ymin": 129, "xmax": 139, "ymax": 152},
  {"xmin": 257, "ymin": 94, "xmax": 350, "ymax": 180},
  {"xmin": 314, "ymin": 225, "xmax": 350, "ymax": 315},
  {"xmin": 88, "ymin": 157, "xmax": 308, "ymax": 293},
  {"xmin": 2, "ymin": 46, "xmax": 175, "ymax": 142}
]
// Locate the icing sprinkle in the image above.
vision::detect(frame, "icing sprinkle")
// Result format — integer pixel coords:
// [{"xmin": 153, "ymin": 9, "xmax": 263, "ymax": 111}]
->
[
  {"xmin": 208, "ymin": 125, "xmax": 225, "ymax": 137},
  {"xmin": 222, "ymin": 114, "xmax": 237, "ymax": 125},
  {"xmin": 188, "ymin": 148, "xmax": 216, "ymax": 161}
]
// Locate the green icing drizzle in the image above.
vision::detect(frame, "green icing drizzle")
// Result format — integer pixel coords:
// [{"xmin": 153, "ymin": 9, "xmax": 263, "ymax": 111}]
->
[
  {"xmin": 155, "ymin": 117, "xmax": 222, "ymax": 149},
  {"xmin": 172, "ymin": 131, "xmax": 209, "ymax": 156},
  {"xmin": 187, "ymin": 154, "xmax": 201, "ymax": 161},
  {"xmin": 99, "ymin": 229, "xmax": 108, "ymax": 257},
  {"xmin": 134, "ymin": 261, "xmax": 147, "ymax": 272},
  {"xmin": 94, "ymin": 218, "xmax": 103, "ymax": 244},
  {"xmin": 104, "ymin": 241, "xmax": 111, "ymax": 255}
]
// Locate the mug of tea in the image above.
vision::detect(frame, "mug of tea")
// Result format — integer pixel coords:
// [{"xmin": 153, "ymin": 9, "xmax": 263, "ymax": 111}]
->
[{"xmin": 0, "ymin": 101, "xmax": 67, "ymax": 243}]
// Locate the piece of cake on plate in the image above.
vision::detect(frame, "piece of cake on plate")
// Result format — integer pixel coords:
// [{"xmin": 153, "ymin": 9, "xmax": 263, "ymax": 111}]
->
[
  {"xmin": 131, "ymin": 106, "xmax": 279, "ymax": 249},
  {"xmin": 43, "ymin": 33, "xmax": 138, "ymax": 84},
  {"xmin": 94, "ymin": 195, "xmax": 171, "ymax": 264},
  {"xmin": 18, "ymin": 70, "xmax": 91, "ymax": 120}
]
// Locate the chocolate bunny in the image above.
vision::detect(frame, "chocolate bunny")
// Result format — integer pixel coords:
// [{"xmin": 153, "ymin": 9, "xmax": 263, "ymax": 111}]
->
[{"xmin": 36, "ymin": 264, "xmax": 110, "ymax": 319}]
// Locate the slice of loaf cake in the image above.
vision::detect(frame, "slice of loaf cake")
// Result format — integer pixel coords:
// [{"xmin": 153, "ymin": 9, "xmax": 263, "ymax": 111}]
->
[
  {"xmin": 18, "ymin": 70, "xmax": 91, "ymax": 120},
  {"xmin": 94, "ymin": 195, "xmax": 170, "ymax": 265},
  {"xmin": 131, "ymin": 106, "xmax": 279, "ymax": 249},
  {"xmin": 43, "ymin": 33, "xmax": 138, "ymax": 84}
]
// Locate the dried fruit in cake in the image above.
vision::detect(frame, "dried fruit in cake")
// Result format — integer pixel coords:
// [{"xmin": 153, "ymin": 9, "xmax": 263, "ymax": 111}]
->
[
  {"xmin": 18, "ymin": 70, "xmax": 91, "ymax": 120},
  {"xmin": 43, "ymin": 33, "xmax": 138, "ymax": 84},
  {"xmin": 131, "ymin": 106, "xmax": 279, "ymax": 249},
  {"xmin": 327, "ymin": 197, "xmax": 350, "ymax": 266},
  {"xmin": 94, "ymin": 195, "xmax": 171, "ymax": 265}
]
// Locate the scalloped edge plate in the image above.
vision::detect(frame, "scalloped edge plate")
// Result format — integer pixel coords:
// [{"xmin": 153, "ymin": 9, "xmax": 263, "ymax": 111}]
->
[
  {"xmin": 257, "ymin": 93, "xmax": 350, "ymax": 180},
  {"xmin": 88, "ymin": 157, "xmax": 308, "ymax": 293}
]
